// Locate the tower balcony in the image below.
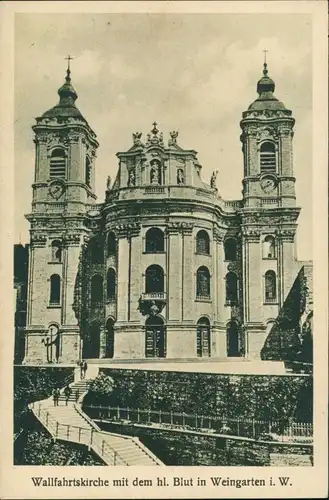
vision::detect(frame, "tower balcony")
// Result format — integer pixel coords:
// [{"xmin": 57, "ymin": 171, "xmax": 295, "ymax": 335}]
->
[{"xmin": 138, "ymin": 292, "xmax": 166, "ymax": 316}]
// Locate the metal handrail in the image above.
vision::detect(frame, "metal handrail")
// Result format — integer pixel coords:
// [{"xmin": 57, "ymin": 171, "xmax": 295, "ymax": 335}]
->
[
  {"xmin": 31, "ymin": 403, "xmax": 128, "ymax": 465},
  {"xmin": 83, "ymin": 405, "xmax": 313, "ymax": 442}
]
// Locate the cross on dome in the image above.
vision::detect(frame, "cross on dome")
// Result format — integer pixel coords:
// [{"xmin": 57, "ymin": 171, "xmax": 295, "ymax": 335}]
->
[
  {"xmin": 64, "ymin": 54, "xmax": 74, "ymax": 81},
  {"xmin": 262, "ymin": 49, "xmax": 269, "ymax": 76}
]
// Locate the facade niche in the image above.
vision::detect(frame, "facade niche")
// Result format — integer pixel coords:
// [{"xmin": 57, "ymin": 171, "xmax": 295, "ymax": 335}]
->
[
  {"xmin": 51, "ymin": 240, "xmax": 62, "ymax": 262},
  {"xmin": 145, "ymin": 228, "xmax": 164, "ymax": 253},
  {"xmin": 49, "ymin": 274, "xmax": 61, "ymax": 305},
  {"xmin": 150, "ymin": 160, "xmax": 161, "ymax": 185},
  {"xmin": 263, "ymin": 235, "xmax": 276, "ymax": 259},
  {"xmin": 196, "ymin": 230, "xmax": 210, "ymax": 255}
]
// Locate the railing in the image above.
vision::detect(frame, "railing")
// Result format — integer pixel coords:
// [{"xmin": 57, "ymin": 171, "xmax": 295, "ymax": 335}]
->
[
  {"xmin": 141, "ymin": 292, "xmax": 166, "ymax": 300},
  {"xmin": 83, "ymin": 405, "xmax": 313, "ymax": 444},
  {"xmin": 261, "ymin": 198, "xmax": 279, "ymax": 206},
  {"xmin": 31, "ymin": 403, "xmax": 128, "ymax": 465},
  {"xmin": 62, "ymin": 371, "xmax": 75, "ymax": 388},
  {"xmin": 144, "ymin": 186, "xmax": 165, "ymax": 195},
  {"xmin": 264, "ymin": 297, "xmax": 277, "ymax": 304},
  {"xmin": 224, "ymin": 200, "xmax": 243, "ymax": 210},
  {"xmin": 196, "ymin": 294, "xmax": 211, "ymax": 301}
]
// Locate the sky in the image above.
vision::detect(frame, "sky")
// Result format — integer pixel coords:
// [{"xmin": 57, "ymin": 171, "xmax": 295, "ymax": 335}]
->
[{"xmin": 14, "ymin": 13, "xmax": 312, "ymax": 259}]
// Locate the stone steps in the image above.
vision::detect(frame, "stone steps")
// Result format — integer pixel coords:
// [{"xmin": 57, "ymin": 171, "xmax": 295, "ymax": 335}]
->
[{"xmin": 32, "ymin": 377, "xmax": 163, "ymax": 466}]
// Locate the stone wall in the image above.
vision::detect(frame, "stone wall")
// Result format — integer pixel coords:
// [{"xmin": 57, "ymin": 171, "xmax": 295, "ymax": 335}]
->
[{"xmin": 98, "ymin": 422, "xmax": 312, "ymax": 466}]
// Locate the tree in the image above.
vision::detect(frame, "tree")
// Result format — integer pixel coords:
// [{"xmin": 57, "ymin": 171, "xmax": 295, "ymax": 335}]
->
[{"xmin": 89, "ymin": 373, "xmax": 116, "ymax": 404}]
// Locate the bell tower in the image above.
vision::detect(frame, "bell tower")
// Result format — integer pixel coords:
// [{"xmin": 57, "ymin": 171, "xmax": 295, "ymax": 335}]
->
[
  {"xmin": 24, "ymin": 59, "xmax": 99, "ymax": 364},
  {"xmin": 240, "ymin": 59, "xmax": 296, "ymax": 208},
  {"xmin": 240, "ymin": 59, "xmax": 301, "ymax": 359}
]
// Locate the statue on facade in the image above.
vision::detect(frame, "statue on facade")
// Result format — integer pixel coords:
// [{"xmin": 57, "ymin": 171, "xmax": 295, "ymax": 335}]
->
[
  {"xmin": 210, "ymin": 170, "xmax": 218, "ymax": 189},
  {"xmin": 132, "ymin": 132, "xmax": 142, "ymax": 146},
  {"xmin": 42, "ymin": 325, "xmax": 60, "ymax": 363},
  {"xmin": 177, "ymin": 168, "xmax": 184, "ymax": 185},
  {"xmin": 106, "ymin": 175, "xmax": 112, "ymax": 191},
  {"xmin": 128, "ymin": 169, "xmax": 136, "ymax": 187},
  {"xmin": 149, "ymin": 301, "xmax": 159, "ymax": 316},
  {"xmin": 168, "ymin": 130, "xmax": 179, "ymax": 146},
  {"xmin": 150, "ymin": 163, "xmax": 160, "ymax": 185}
]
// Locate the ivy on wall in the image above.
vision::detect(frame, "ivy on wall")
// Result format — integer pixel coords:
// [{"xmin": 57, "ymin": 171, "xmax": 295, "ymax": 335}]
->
[{"xmin": 83, "ymin": 369, "xmax": 313, "ymax": 423}]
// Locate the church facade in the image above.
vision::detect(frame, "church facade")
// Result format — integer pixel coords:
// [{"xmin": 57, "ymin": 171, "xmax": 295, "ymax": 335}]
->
[{"xmin": 23, "ymin": 62, "xmax": 304, "ymax": 364}]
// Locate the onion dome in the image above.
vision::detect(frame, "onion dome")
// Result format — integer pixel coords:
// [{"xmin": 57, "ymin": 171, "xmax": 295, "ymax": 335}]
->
[
  {"xmin": 41, "ymin": 66, "xmax": 86, "ymax": 120},
  {"xmin": 248, "ymin": 62, "xmax": 286, "ymax": 111}
]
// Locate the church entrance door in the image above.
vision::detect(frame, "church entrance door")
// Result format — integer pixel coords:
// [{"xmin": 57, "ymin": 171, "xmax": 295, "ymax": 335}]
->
[
  {"xmin": 227, "ymin": 321, "xmax": 240, "ymax": 357},
  {"xmin": 145, "ymin": 316, "xmax": 166, "ymax": 358},
  {"xmin": 197, "ymin": 317, "xmax": 211, "ymax": 357},
  {"xmin": 84, "ymin": 323, "xmax": 101, "ymax": 359},
  {"xmin": 105, "ymin": 318, "xmax": 115, "ymax": 358}
]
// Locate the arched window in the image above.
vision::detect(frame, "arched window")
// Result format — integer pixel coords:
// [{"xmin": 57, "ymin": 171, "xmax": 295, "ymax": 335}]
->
[
  {"xmin": 51, "ymin": 240, "xmax": 62, "ymax": 262},
  {"xmin": 196, "ymin": 230, "xmax": 210, "ymax": 255},
  {"xmin": 90, "ymin": 238, "xmax": 103, "ymax": 264},
  {"xmin": 260, "ymin": 142, "xmax": 276, "ymax": 173},
  {"xmin": 145, "ymin": 265, "xmax": 164, "ymax": 294},
  {"xmin": 107, "ymin": 232, "xmax": 116, "ymax": 257},
  {"xmin": 196, "ymin": 266, "xmax": 210, "ymax": 299},
  {"xmin": 107, "ymin": 268, "xmax": 116, "ymax": 301},
  {"xmin": 263, "ymin": 235, "xmax": 276, "ymax": 259},
  {"xmin": 50, "ymin": 148, "xmax": 66, "ymax": 179},
  {"xmin": 145, "ymin": 228, "xmax": 164, "ymax": 253},
  {"xmin": 224, "ymin": 238, "xmax": 237, "ymax": 261},
  {"xmin": 264, "ymin": 270, "xmax": 277, "ymax": 303},
  {"xmin": 85, "ymin": 157, "xmax": 92, "ymax": 187},
  {"xmin": 91, "ymin": 274, "xmax": 103, "ymax": 304},
  {"xmin": 225, "ymin": 272, "xmax": 238, "ymax": 304},
  {"xmin": 50, "ymin": 274, "xmax": 61, "ymax": 305}
]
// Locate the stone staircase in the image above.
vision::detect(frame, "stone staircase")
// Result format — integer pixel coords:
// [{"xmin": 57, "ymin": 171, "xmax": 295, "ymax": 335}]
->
[
  {"xmin": 58, "ymin": 379, "xmax": 91, "ymax": 403},
  {"xmin": 30, "ymin": 375, "xmax": 163, "ymax": 466}
]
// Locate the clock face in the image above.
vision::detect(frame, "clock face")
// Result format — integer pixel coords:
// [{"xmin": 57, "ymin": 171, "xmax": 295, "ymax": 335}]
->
[
  {"xmin": 260, "ymin": 177, "xmax": 276, "ymax": 194},
  {"xmin": 49, "ymin": 181, "xmax": 65, "ymax": 200}
]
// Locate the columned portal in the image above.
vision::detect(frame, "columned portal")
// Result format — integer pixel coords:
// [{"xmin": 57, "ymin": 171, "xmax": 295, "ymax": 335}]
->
[{"xmin": 145, "ymin": 316, "xmax": 166, "ymax": 358}]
